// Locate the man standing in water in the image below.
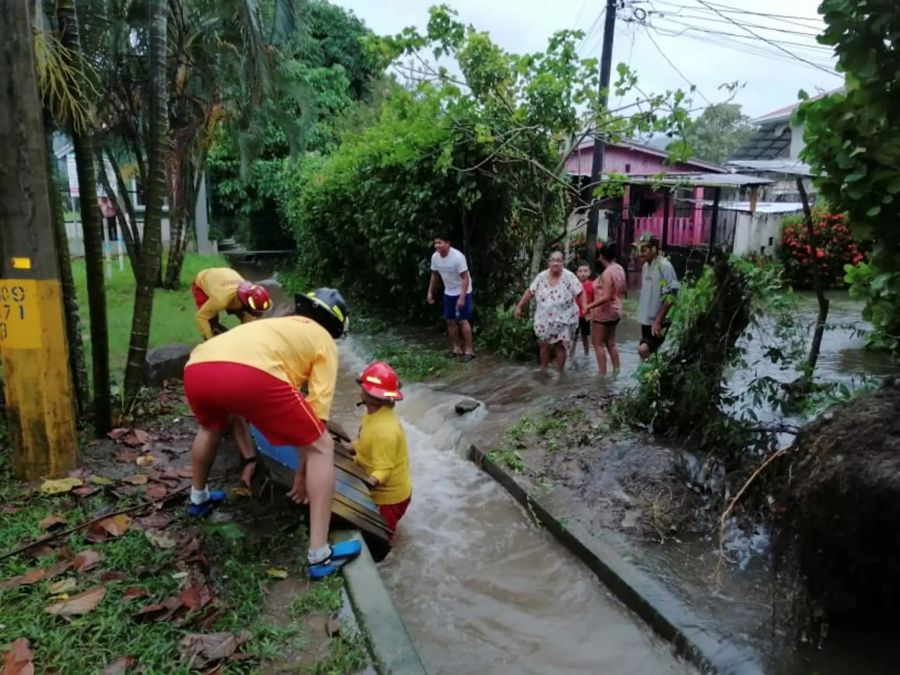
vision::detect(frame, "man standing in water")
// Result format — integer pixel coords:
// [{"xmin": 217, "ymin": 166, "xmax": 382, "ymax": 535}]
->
[
  {"xmin": 636, "ymin": 233, "xmax": 680, "ymax": 361},
  {"xmin": 427, "ymin": 233, "xmax": 476, "ymax": 361}
]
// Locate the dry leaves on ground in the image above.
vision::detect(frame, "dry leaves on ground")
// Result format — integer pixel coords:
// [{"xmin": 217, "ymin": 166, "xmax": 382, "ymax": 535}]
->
[
  {"xmin": 122, "ymin": 475, "xmax": 149, "ymax": 486},
  {"xmin": 45, "ymin": 585, "xmax": 106, "ymax": 617},
  {"xmin": 144, "ymin": 529, "xmax": 178, "ymax": 550},
  {"xmin": 121, "ymin": 587, "xmax": 148, "ymax": 602},
  {"xmin": 2, "ymin": 638, "xmax": 34, "ymax": 675},
  {"xmin": 132, "ymin": 596, "xmax": 184, "ymax": 623},
  {"xmin": 325, "ymin": 612, "xmax": 342, "ymax": 638},
  {"xmin": 102, "ymin": 656, "xmax": 136, "ymax": 674},
  {"xmin": 72, "ymin": 549, "xmax": 103, "ymax": 572},
  {"xmin": 40, "ymin": 478, "xmax": 83, "ymax": 494},
  {"xmin": 265, "ymin": 568, "xmax": 288, "ymax": 579},
  {"xmin": 178, "ymin": 631, "xmax": 250, "ymax": 670},
  {"xmin": 47, "ymin": 578, "xmax": 77, "ymax": 595},
  {"xmin": 39, "ymin": 515, "xmax": 67, "ymax": 531},
  {"xmin": 179, "ymin": 584, "xmax": 214, "ymax": 611},
  {"xmin": 0, "ymin": 562, "xmax": 70, "ymax": 591}
]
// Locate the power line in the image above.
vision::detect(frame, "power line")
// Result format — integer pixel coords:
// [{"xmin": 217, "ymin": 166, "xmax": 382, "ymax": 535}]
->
[
  {"xmin": 641, "ymin": 0, "xmax": 821, "ymax": 25},
  {"xmin": 571, "ymin": 0, "xmax": 591, "ymax": 29},
  {"xmin": 651, "ymin": 16, "xmax": 833, "ymax": 52},
  {"xmin": 577, "ymin": 8, "xmax": 608, "ymax": 53},
  {"xmin": 694, "ymin": 0, "xmax": 840, "ymax": 76},
  {"xmin": 641, "ymin": 24, "xmax": 712, "ymax": 104},
  {"xmin": 645, "ymin": 8, "xmax": 821, "ymax": 38}
]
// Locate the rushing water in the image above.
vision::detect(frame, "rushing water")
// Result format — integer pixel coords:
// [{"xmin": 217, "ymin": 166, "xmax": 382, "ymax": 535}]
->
[{"xmin": 244, "ymin": 263, "xmax": 897, "ymax": 672}]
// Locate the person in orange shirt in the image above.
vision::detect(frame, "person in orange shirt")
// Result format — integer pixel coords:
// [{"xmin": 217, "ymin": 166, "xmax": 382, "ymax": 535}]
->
[
  {"xmin": 183, "ymin": 288, "xmax": 361, "ymax": 579},
  {"xmin": 192, "ymin": 267, "xmax": 272, "ymax": 340}
]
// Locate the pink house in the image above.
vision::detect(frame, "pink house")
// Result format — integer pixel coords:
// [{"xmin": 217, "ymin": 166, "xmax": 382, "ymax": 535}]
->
[{"xmin": 565, "ymin": 139, "xmax": 729, "ymax": 247}]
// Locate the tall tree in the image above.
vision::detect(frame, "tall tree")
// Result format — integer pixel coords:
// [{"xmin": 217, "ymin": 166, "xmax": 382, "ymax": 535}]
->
[
  {"xmin": 123, "ymin": 0, "xmax": 168, "ymax": 403},
  {"xmin": 57, "ymin": 0, "xmax": 112, "ymax": 434},
  {"xmin": 796, "ymin": 0, "xmax": 900, "ymax": 353},
  {"xmin": 681, "ymin": 102, "xmax": 753, "ymax": 164}
]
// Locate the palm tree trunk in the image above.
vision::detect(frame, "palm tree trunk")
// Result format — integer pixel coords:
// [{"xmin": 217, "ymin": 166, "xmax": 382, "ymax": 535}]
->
[
  {"xmin": 46, "ymin": 133, "xmax": 90, "ymax": 422},
  {"xmin": 57, "ymin": 0, "xmax": 112, "ymax": 435},
  {"xmin": 94, "ymin": 148, "xmax": 139, "ymax": 273},
  {"xmin": 124, "ymin": 0, "xmax": 168, "ymax": 404}
]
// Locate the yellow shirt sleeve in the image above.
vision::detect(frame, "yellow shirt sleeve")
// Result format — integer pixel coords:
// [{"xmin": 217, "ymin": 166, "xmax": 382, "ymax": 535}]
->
[
  {"xmin": 194, "ymin": 268, "xmax": 243, "ymax": 340},
  {"xmin": 306, "ymin": 338, "xmax": 338, "ymax": 421}
]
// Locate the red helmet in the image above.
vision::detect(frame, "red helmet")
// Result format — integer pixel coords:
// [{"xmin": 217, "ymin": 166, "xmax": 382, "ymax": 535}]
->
[
  {"xmin": 237, "ymin": 282, "xmax": 272, "ymax": 316},
  {"xmin": 356, "ymin": 361, "xmax": 403, "ymax": 401}
]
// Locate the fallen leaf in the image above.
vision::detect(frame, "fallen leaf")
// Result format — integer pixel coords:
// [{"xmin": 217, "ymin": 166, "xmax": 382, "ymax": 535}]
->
[
  {"xmin": 100, "ymin": 570, "xmax": 128, "ymax": 583},
  {"xmin": 265, "ymin": 568, "xmax": 288, "ymax": 580},
  {"xmin": 178, "ymin": 632, "xmax": 250, "ymax": 668},
  {"xmin": 133, "ymin": 596, "xmax": 183, "ymax": 623},
  {"xmin": 115, "ymin": 450, "xmax": 139, "ymax": 463},
  {"xmin": 325, "ymin": 612, "xmax": 341, "ymax": 638},
  {"xmin": 39, "ymin": 515, "xmax": 67, "ymax": 530},
  {"xmin": 179, "ymin": 585, "xmax": 211, "ymax": 610},
  {"xmin": 45, "ymin": 585, "xmax": 106, "ymax": 616},
  {"xmin": 176, "ymin": 466, "xmax": 193, "ymax": 478},
  {"xmin": 171, "ymin": 572, "xmax": 188, "ymax": 580},
  {"xmin": 86, "ymin": 526, "xmax": 111, "ymax": 544},
  {"xmin": 107, "ymin": 428, "xmax": 130, "ymax": 441},
  {"xmin": 0, "ymin": 561, "xmax": 70, "ymax": 590},
  {"xmin": 136, "ymin": 454, "xmax": 157, "ymax": 467},
  {"xmin": 2, "ymin": 637, "xmax": 34, "ymax": 675},
  {"xmin": 72, "ymin": 486, "xmax": 99, "ymax": 498},
  {"xmin": 144, "ymin": 529, "xmax": 178, "ymax": 549},
  {"xmin": 122, "ymin": 474, "xmax": 148, "ymax": 486},
  {"xmin": 102, "ymin": 656, "xmax": 136, "ymax": 675},
  {"xmin": 40, "ymin": 477, "xmax": 83, "ymax": 494},
  {"xmin": 72, "ymin": 550, "xmax": 103, "ymax": 572},
  {"xmin": 1, "ymin": 504, "xmax": 20, "ymax": 514},
  {"xmin": 17, "ymin": 569, "xmax": 47, "ymax": 586},
  {"xmin": 146, "ymin": 485, "xmax": 168, "ymax": 500},
  {"xmin": 123, "ymin": 429, "xmax": 151, "ymax": 448},
  {"xmin": 134, "ymin": 513, "xmax": 172, "ymax": 530},
  {"xmin": 230, "ymin": 487, "xmax": 251, "ymax": 498},
  {"xmin": 90, "ymin": 476, "xmax": 114, "ymax": 486},
  {"xmin": 48, "ymin": 578, "xmax": 77, "ymax": 595},
  {"xmin": 121, "ymin": 587, "xmax": 148, "ymax": 602},
  {"xmin": 98, "ymin": 514, "xmax": 132, "ymax": 537}
]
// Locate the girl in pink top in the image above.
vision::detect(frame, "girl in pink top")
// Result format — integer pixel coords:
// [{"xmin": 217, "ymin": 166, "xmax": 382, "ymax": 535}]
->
[{"xmin": 585, "ymin": 241, "xmax": 627, "ymax": 376}]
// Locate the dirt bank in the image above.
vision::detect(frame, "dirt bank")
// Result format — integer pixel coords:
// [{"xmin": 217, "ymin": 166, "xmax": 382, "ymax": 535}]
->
[{"xmin": 774, "ymin": 376, "xmax": 900, "ymax": 646}]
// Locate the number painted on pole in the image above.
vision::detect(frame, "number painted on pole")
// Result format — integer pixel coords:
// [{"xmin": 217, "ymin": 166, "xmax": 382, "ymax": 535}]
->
[{"xmin": 0, "ymin": 279, "xmax": 41, "ymax": 349}]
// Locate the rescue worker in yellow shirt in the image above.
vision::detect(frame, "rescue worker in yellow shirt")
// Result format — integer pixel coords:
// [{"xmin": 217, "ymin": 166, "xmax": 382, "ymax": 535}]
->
[
  {"xmin": 183, "ymin": 288, "xmax": 361, "ymax": 579},
  {"xmin": 192, "ymin": 267, "xmax": 272, "ymax": 340},
  {"xmin": 353, "ymin": 362, "xmax": 412, "ymax": 537}
]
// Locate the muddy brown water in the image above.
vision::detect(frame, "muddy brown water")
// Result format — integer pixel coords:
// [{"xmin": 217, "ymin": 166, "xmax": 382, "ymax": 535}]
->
[{"xmin": 244, "ymin": 265, "xmax": 897, "ymax": 672}]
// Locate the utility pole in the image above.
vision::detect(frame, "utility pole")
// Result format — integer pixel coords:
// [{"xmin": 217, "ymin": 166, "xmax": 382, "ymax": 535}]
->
[
  {"xmin": 585, "ymin": 0, "xmax": 618, "ymax": 273},
  {"xmin": 0, "ymin": 1, "xmax": 78, "ymax": 479}
]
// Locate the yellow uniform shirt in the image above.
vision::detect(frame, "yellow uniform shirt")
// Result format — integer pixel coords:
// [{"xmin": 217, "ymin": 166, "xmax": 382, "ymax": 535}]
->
[
  {"xmin": 186, "ymin": 316, "xmax": 338, "ymax": 420},
  {"xmin": 353, "ymin": 406, "xmax": 412, "ymax": 506},
  {"xmin": 193, "ymin": 267, "xmax": 256, "ymax": 340}
]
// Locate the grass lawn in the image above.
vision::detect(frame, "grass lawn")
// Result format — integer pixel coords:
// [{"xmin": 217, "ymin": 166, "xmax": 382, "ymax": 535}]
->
[{"xmin": 72, "ymin": 253, "xmax": 233, "ymax": 378}]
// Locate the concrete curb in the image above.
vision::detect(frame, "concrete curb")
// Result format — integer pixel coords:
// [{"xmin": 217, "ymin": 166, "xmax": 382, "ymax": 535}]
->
[
  {"xmin": 340, "ymin": 531, "xmax": 427, "ymax": 674},
  {"xmin": 469, "ymin": 445, "xmax": 765, "ymax": 675}
]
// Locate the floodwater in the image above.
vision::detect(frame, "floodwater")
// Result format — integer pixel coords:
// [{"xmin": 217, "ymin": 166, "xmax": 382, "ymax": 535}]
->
[{"xmin": 246, "ymin": 263, "xmax": 897, "ymax": 673}]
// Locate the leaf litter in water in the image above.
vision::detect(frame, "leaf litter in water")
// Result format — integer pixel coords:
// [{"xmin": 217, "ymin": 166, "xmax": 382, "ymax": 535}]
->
[
  {"xmin": 45, "ymin": 585, "xmax": 106, "ymax": 617},
  {"xmin": 2, "ymin": 637, "xmax": 34, "ymax": 675}
]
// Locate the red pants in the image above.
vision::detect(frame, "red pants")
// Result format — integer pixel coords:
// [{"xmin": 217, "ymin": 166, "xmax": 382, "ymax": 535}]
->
[
  {"xmin": 184, "ymin": 362, "xmax": 325, "ymax": 447},
  {"xmin": 378, "ymin": 496, "xmax": 411, "ymax": 532},
  {"xmin": 191, "ymin": 282, "xmax": 209, "ymax": 308}
]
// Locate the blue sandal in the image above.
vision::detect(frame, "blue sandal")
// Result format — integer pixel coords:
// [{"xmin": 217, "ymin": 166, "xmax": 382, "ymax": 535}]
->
[
  {"xmin": 308, "ymin": 540, "xmax": 362, "ymax": 580},
  {"xmin": 186, "ymin": 490, "xmax": 227, "ymax": 517}
]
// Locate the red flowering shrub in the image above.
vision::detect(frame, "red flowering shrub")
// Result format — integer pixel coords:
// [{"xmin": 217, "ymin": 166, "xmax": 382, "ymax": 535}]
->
[{"xmin": 780, "ymin": 212, "xmax": 864, "ymax": 288}]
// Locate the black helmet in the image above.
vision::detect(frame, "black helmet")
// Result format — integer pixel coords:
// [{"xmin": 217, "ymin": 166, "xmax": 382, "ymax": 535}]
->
[{"xmin": 295, "ymin": 288, "xmax": 348, "ymax": 339}]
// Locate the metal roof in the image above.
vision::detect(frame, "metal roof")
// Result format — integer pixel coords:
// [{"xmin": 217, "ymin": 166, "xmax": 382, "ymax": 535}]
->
[
  {"xmin": 725, "ymin": 159, "xmax": 814, "ymax": 177},
  {"xmin": 616, "ymin": 172, "xmax": 773, "ymax": 188},
  {"xmin": 681, "ymin": 199, "xmax": 805, "ymax": 214},
  {"xmin": 732, "ymin": 121, "xmax": 792, "ymax": 160}
]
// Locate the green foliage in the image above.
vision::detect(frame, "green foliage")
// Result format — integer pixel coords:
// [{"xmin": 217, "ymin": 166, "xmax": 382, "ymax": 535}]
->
[
  {"xmin": 780, "ymin": 210, "xmax": 864, "ymax": 289},
  {"xmin": 679, "ymin": 102, "xmax": 754, "ymax": 164},
  {"xmin": 478, "ymin": 305, "xmax": 537, "ymax": 361},
  {"xmin": 795, "ymin": 0, "xmax": 900, "ymax": 352},
  {"xmin": 843, "ymin": 261, "xmax": 898, "ymax": 352},
  {"xmin": 369, "ymin": 341, "xmax": 456, "ymax": 382}
]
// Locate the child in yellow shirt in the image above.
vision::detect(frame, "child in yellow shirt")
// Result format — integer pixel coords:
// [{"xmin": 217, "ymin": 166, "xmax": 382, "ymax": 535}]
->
[{"xmin": 353, "ymin": 362, "xmax": 412, "ymax": 534}]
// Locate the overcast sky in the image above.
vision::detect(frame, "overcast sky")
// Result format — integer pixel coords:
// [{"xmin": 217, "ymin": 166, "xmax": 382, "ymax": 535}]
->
[{"xmin": 333, "ymin": 0, "xmax": 841, "ymax": 119}]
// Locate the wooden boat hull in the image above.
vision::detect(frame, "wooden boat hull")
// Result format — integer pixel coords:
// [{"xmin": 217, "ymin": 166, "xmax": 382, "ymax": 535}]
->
[{"xmin": 249, "ymin": 425, "xmax": 393, "ymax": 561}]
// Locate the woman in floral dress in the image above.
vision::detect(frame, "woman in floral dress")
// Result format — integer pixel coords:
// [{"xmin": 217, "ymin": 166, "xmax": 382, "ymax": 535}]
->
[{"xmin": 514, "ymin": 251, "xmax": 584, "ymax": 372}]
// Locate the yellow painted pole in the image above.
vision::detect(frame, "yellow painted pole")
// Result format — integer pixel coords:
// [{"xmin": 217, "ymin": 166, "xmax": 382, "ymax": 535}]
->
[{"xmin": 0, "ymin": 1, "xmax": 78, "ymax": 478}]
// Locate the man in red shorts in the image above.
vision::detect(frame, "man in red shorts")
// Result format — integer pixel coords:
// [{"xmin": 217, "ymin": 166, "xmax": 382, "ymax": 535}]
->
[
  {"xmin": 183, "ymin": 288, "xmax": 361, "ymax": 579},
  {"xmin": 192, "ymin": 267, "xmax": 272, "ymax": 340}
]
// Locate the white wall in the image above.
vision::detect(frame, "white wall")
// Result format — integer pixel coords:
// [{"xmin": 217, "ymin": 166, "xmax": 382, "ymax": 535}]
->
[{"xmin": 731, "ymin": 212, "xmax": 794, "ymax": 257}]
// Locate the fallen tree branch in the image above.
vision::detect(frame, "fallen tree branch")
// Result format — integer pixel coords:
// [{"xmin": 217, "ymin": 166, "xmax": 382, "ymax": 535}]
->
[{"xmin": 0, "ymin": 483, "xmax": 190, "ymax": 562}]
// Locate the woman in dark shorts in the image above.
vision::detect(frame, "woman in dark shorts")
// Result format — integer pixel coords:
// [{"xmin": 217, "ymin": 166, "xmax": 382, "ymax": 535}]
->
[{"xmin": 585, "ymin": 242, "xmax": 627, "ymax": 377}]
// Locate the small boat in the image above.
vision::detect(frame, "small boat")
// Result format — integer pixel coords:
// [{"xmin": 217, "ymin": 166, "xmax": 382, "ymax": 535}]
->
[{"xmin": 249, "ymin": 424, "xmax": 393, "ymax": 561}]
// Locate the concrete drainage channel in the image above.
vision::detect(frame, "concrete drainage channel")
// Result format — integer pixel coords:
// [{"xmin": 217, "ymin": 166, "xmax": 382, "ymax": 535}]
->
[
  {"xmin": 339, "ymin": 531, "xmax": 426, "ymax": 674},
  {"xmin": 468, "ymin": 445, "xmax": 766, "ymax": 675}
]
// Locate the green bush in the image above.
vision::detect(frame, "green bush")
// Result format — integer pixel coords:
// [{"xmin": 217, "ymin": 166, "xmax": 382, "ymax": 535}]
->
[{"xmin": 479, "ymin": 304, "xmax": 537, "ymax": 361}]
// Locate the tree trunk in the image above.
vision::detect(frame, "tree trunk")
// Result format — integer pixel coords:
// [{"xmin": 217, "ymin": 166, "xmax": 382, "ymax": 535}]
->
[
  {"xmin": 798, "ymin": 178, "xmax": 829, "ymax": 386},
  {"xmin": 95, "ymin": 147, "xmax": 139, "ymax": 273},
  {"xmin": 123, "ymin": 0, "xmax": 168, "ymax": 404},
  {"xmin": 46, "ymin": 133, "xmax": 90, "ymax": 422},
  {"xmin": 57, "ymin": 0, "xmax": 112, "ymax": 435},
  {"xmin": 164, "ymin": 158, "xmax": 196, "ymax": 288}
]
